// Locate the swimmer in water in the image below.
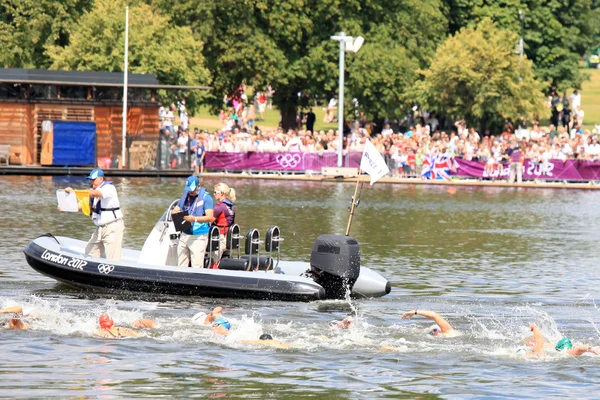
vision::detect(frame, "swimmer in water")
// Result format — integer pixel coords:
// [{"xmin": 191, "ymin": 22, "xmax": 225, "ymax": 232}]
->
[
  {"xmin": 240, "ymin": 333, "xmax": 292, "ymax": 349},
  {"xmin": 331, "ymin": 316, "xmax": 354, "ymax": 330},
  {"xmin": 521, "ymin": 323, "xmax": 600, "ymax": 357},
  {"xmin": 0, "ymin": 306, "xmax": 36, "ymax": 330},
  {"xmin": 201, "ymin": 306, "xmax": 231, "ymax": 336},
  {"xmin": 94, "ymin": 313, "xmax": 156, "ymax": 339},
  {"xmin": 400, "ymin": 309, "xmax": 457, "ymax": 337}
]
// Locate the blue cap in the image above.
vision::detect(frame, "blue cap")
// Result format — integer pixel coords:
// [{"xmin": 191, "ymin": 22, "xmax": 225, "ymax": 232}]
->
[
  {"xmin": 184, "ymin": 176, "xmax": 200, "ymax": 192},
  {"xmin": 213, "ymin": 318, "xmax": 231, "ymax": 330},
  {"xmin": 87, "ymin": 168, "xmax": 104, "ymax": 179}
]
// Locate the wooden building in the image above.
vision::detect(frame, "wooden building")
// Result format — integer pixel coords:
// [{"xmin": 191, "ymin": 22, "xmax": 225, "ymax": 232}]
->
[{"xmin": 0, "ymin": 68, "xmax": 208, "ymax": 166}]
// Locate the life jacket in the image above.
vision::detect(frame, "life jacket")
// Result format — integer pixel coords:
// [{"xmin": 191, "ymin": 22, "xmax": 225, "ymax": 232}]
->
[
  {"xmin": 214, "ymin": 199, "xmax": 235, "ymax": 235},
  {"xmin": 89, "ymin": 181, "xmax": 120, "ymax": 220},
  {"xmin": 177, "ymin": 187, "xmax": 208, "ymax": 235}
]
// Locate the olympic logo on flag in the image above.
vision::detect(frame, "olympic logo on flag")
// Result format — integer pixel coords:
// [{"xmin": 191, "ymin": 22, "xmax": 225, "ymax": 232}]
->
[
  {"xmin": 276, "ymin": 154, "xmax": 301, "ymax": 168},
  {"xmin": 97, "ymin": 263, "xmax": 115, "ymax": 274}
]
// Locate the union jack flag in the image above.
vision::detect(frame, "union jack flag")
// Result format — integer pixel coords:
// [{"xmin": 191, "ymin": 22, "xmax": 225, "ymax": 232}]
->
[{"xmin": 421, "ymin": 154, "xmax": 454, "ymax": 180}]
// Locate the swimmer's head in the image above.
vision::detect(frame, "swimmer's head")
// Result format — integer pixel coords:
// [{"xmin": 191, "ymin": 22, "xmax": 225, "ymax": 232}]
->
[
  {"xmin": 337, "ymin": 316, "xmax": 354, "ymax": 329},
  {"xmin": 259, "ymin": 333, "xmax": 273, "ymax": 340},
  {"xmin": 99, "ymin": 313, "xmax": 114, "ymax": 329},
  {"xmin": 212, "ymin": 318, "xmax": 231, "ymax": 331},
  {"xmin": 427, "ymin": 324, "xmax": 441, "ymax": 336},
  {"xmin": 555, "ymin": 337, "xmax": 573, "ymax": 352}
]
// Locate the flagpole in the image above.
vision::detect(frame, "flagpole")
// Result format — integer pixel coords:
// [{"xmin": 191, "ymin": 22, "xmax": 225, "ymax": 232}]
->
[{"xmin": 345, "ymin": 170, "xmax": 362, "ymax": 236}]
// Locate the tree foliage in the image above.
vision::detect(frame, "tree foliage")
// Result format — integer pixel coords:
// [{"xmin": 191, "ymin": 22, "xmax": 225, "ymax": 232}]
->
[
  {"xmin": 442, "ymin": 0, "xmax": 597, "ymax": 91},
  {"xmin": 0, "ymin": 0, "xmax": 91, "ymax": 68},
  {"xmin": 1, "ymin": 0, "xmax": 597, "ymax": 126},
  {"xmin": 46, "ymin": 0, "xmax": 210, "ymax": 108},
  {"xmin": 416, "ymin": 19, "xmax": 546, "ymax": 131},
  {"xmin": 152, "ymin": 0, "xmax": 447, "ymax": 126}
]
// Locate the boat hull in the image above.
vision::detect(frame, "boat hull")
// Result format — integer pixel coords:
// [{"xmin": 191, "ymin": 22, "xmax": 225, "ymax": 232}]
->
[{"xmin": 23, "ymin": 236, "xmax": 326, "ymax": 301}]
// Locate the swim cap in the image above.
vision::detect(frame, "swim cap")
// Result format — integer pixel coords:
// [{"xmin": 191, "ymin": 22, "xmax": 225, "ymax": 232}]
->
[
  {"xmin": 427, "ymin": 324, "xmax": 440, "ymax": 336},
  {"xmin": 213, "ymin": 318, "xmax": 231, "ymax": 330},
  {"xmin": 555, "ymin": 337, "xmax": 573, "ymax": 351},
  {"xmin": 259, "ymin": 333, "xmax": 273, "ymax": 340},
  {"xmin": 99, "ymin": 313, "xmax": 114, "ymax": 329}
]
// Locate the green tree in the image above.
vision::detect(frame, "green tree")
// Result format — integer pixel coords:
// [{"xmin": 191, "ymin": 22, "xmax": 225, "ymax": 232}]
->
[
  {"xmin": 151, "ymin": 0, "xmax": 447, "ymax": 129},
  {"xmin": 0, "ymin": 0, "xmax": 91, "ymax": 68},
  {"xmin": 46, "ymin": 0, "xmax": 211, "ymax": 110},
  {"xmin": 416, "ymin": 19, "xmax": 546, "ymax": 132},
  {"xmin": 442, "ymin": 0, "xmax": 597, "ymax": 91}
]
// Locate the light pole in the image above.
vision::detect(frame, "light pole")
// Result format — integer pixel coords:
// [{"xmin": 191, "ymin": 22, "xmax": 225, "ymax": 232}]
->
[
  {"xmin": 122, "ymin": 5, "xmax": 129, "ymax": 169},
  {"xmin": 330, "ymin": 32, "xmax": 364, "ymax": 167},
  {"xmin": 518, "ymin": 10, "xmax": 524, "ymax": 81}
]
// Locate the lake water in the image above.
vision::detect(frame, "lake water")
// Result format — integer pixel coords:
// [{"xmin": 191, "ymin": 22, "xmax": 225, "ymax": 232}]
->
[{"xmin": 1, "ymin": 175, "xmax": 599, "ymax": 398}]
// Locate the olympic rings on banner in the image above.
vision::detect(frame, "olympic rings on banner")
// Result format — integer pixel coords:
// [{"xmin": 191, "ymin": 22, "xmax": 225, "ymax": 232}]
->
[
  {"xmin": 98, "ymin": 263, "xmax": 115, "ymax": 274},
  {"xmin": 276, "ymin": 154, "xmax": 302, "ymax": 168}
]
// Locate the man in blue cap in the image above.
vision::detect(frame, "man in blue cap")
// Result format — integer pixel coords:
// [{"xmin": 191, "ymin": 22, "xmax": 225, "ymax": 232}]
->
[
  {"xmin": 172, "ymin": 175, "xmax": 214, "ymax": 268},
  {"xmin": 63, "ymin": 168, "xmax": 124, "ymax": 260}
]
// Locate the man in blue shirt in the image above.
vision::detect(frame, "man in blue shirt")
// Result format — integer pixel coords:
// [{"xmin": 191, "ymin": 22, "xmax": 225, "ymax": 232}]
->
[{"xmin": 172, "ymin": 176, "xmax": 214, "ymax": 268}]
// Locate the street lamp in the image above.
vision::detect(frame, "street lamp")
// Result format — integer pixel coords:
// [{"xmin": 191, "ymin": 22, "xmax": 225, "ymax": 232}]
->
[{"xmin": 330, "ymin": 32, "xmax": 364, "ymax": 167}]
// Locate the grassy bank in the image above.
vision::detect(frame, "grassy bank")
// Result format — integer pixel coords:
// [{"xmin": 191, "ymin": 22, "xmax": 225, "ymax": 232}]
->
[
  {"xmin": 189, "ymin": 105, "xmax": 338, "ymax": 132},
  {"xmin": 581, "ymin": 68, "xmax": 600, "ymax": 128}
]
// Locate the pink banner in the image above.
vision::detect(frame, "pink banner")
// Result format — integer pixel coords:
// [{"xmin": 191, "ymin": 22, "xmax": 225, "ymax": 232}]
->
[
  {"xmin": 453, "ymin": 158, "xmax": 600, "ymax": 181},
  {"xmin": 205, "ymin": 152, "xmax": 600, "ymax": 181},
  {"xmin": 205, "ymin": 151, "xmax": 365, "ymax": 172}
]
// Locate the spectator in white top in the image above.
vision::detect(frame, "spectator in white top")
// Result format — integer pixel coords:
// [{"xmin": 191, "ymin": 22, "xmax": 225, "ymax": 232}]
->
[
  {"xmin": 575, "ymin": 106, "xmax": 584, "ymax": 127},
  {"xmin": 381, "ymin": 123, "xmax": 393, "ymax": 136},
  {"xmin": 163, "ymin": 107, "xmax": 174, "ymax": 137},
  {"xmin": 569, "ymin": 90, "xmax": 581, "ymax": 109},
  {"xmin": 427, "ymin": 113, "xmax": 439, "ymax": 133},
  {"xmin": 180, "ymin": 111, "xmax": 189, "ymax": 131},
  {"xmin": 325, "ymin": 96, "xmax": 337, "ymax": 123},
  {"xmin": 586, "ymin": 138, "xmax": 600, "ymax": 160},
  {"xmin": 285, "ymin": 130, "xmax": 304, "ymax": 152}
]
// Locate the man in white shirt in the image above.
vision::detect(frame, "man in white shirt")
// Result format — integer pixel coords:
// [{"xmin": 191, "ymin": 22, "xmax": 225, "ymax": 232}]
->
[
  {"xmin": 427, "ymin": 113, "xmax": 439, "ymax": 133},
  {"xmin": 381, "ymin": 123, "xmax": 393, "ymax": 136},
  {"xmin": 63, "ymin": 169, "xmax": 124, "ymax": 261},
  {"xmin": 163, "ymin": 107, "xmax": 174, "ymax": 138},
  {"xmin": 569, "ymin": 90, "xmax": 581, "ymax": 109}
]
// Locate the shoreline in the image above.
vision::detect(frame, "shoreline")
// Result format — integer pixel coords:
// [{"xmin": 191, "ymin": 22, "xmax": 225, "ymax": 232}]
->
[{"xmin": 1, "ymin": 165, "xmax": 598, "ymax": 190}]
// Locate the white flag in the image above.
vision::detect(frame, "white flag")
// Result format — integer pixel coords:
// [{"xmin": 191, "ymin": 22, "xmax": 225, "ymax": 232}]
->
[{"xmin": 360, "ymin": 139, "xmax": 390, "ymax": 185}]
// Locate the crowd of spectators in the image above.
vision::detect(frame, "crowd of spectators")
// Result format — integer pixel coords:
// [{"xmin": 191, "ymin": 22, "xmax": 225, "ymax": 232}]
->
[{"xmin": 157, "ymin": 91, "xmax": 598, "ymax": 178}]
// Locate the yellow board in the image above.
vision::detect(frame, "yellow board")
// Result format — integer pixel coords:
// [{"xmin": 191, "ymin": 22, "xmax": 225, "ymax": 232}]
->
[{"xmin": 75, "ymin": 190, "xmax": 90, "ymax": 216}]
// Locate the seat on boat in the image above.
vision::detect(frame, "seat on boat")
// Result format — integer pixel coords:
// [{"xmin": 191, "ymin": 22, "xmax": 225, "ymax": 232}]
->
[
  {"xmin": 241, "ymin": 255, "xmax": 273, "ymax": 271},
  {"xmin": 218, "ymin": 258, "xmax": 249, "ymax": 271}
]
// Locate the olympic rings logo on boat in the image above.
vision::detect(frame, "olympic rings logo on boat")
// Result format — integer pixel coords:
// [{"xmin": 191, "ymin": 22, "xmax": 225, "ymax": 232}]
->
[
  {"xmin": 276, "ymin": 154, "xmax": 301, "ymax": 168},
  {"xmin": 97, "ymin": 263, "xmax": 115, "ymax": 274}
]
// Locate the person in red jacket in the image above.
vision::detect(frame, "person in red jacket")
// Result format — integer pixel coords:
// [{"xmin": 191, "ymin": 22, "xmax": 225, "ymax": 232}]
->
[{"xmin": 212, "ymin": 183, "xmax": 236, "ymax": 263}]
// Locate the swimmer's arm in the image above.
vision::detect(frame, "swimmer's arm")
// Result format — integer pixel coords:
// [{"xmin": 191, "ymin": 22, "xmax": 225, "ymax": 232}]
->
[
  {"xmin": 403, "ymin": 310, "xmax": 454, "ymax": 333},
  {"xmin": 118, "ymin": 327, "xmax": 141, "ymax": 337},
  {"xmin": 530, "ymin": 323, "xmax": 545, "ymax": 354},
  {"xmin": 204, "ymin": 307, "xmax": 223, "ymax": 325},
  {"xmin": 0, "ymin": 306, "xmax": 23, "ymax": 315},
  {"xmin": 131, "ymin": 319, "xmax": 156, "ymax": 329},
  {"xmin": 567, "ymin": 345, "xmax": 594, "ymax": 356}
]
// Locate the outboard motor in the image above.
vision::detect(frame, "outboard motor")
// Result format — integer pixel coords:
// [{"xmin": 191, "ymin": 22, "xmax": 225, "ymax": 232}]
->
[{"xmin": 309, "ymin": 234, "xmax": 361, "ymax": 299}]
